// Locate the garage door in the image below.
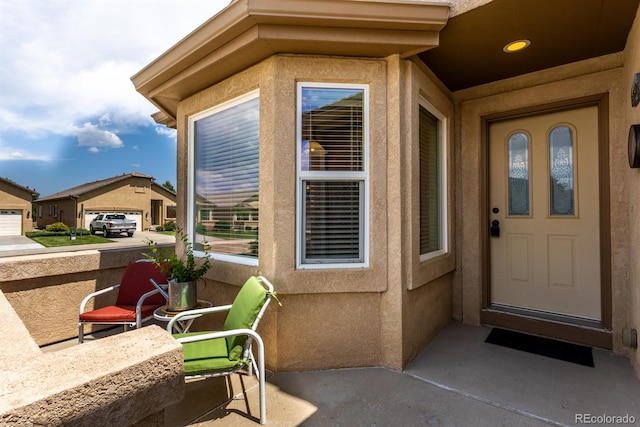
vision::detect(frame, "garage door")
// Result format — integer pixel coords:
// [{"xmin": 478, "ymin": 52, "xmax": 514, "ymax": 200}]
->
[
  {"xmin": 0, "ymin": 210, "xmax": 22, "ymax": 236},
  {"xmin": 121, "ymin": 211, "xmax": 142, "ymax": 231},
  {"xmin": 123, "ymin": 212, "xmax": 143, "ymax": 231}
]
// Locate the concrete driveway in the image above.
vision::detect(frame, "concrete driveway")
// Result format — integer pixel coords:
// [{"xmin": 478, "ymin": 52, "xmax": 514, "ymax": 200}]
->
[
  {"xmin": 0, "ymin": 231, "xmax": 175, "ymax": 257},
  {"xmin": 0, "ymin": 235, "xmax": 45, "ymax": 252},
  {"xmin": 89, "ymin": 230, "xmax": 176, "ymax": 247}
]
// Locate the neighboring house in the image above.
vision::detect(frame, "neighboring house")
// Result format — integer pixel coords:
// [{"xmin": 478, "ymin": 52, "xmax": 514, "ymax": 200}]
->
[
  {"xmin": 196, "ymin": 191, "xmax": 259, "ymax": 232},
  {"xmin": 132, "ymin": 0, "xmax": 640, "ymax": 377},
  {"xmin": 0, "ymin": 177, "xmax": 39, "ymax": 236},
  {"xmin": 35, "ymin": 172, "xmax": 176, "ymax": 231}
]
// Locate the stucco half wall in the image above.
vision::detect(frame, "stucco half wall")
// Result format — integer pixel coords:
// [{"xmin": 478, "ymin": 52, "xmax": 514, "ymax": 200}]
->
[{"xmin": 0, "ymin": 288, "xmax": 184, "ymax": 425}]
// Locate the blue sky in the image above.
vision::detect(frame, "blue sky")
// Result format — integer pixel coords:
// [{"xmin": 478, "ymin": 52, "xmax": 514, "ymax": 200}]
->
[{"xmin": 0, "ymin": 0, "xmax": 231, "ymax": 196}]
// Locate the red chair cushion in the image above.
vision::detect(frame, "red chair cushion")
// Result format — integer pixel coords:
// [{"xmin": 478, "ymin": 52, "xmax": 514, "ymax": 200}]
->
[
  {"xmin": 115, "ymin": 261, "xmax": 171, "ymax": 306},
  {"xmin": 79, "ymin": 304, "xmax": 160, "ymax": 322}
]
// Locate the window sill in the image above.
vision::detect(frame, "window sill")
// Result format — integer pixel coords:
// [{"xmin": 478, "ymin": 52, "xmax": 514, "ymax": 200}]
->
[{"xmin": 409, "ymin": 251, "xmax": 455, "ymax": 290}]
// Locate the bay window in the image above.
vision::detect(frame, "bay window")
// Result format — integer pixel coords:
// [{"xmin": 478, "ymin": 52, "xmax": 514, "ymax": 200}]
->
[
  {"xmin": 419, "ymin": 97, "xmax": 447, "ymax": 260},
  {"xmin": 296, "ymin": 83, "xmax": 369, "ymax": 268},
  {"xmin": 188, "ymin": 90, "xmax": 260, "ymax": 265}
]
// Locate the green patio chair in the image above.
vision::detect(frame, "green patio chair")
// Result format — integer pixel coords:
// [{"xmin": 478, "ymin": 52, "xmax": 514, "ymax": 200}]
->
[{"xmin": 167, "ymin": 275, "xmax": 276, "ymax": 425}]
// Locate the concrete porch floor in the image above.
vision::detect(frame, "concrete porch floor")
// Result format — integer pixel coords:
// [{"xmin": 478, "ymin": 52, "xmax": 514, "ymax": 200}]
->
[
  {"xmin": 165, "ymin": 322, "xmax": 640, "ymax": 426},
  {"xmin": 46, "ymin": 321, "xmax": 640, "ymax": 426}
]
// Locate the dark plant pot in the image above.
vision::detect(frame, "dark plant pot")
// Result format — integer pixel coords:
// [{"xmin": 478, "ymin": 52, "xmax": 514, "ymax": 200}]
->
[{"xmin": 167, "ymin": 280, "xmax": 197, "ymax": 311}]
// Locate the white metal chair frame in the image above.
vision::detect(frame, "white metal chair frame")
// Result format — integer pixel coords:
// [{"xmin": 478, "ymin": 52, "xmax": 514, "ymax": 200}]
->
[
  {"xmin": 166, "ymin": 276, "xmax": 274, "ymax": 425},
  {"xmin": 78, "ymin": 286, "xmax": 164, "ymax": 343},
  {"xmin": 78, "ymin": 260, "xmax": 167, "ymax": 343}
]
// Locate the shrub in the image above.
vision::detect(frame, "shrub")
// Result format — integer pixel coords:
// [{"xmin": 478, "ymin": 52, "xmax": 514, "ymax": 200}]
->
[
  {"xmin": 27, "ymin": 228, "xmax": 91, "ymax": 238},
  {"xmin": 214, "ymin": 219, "xmax": 231, "ymax": 231},
  {"xmin": 46, "ymin": 222, "xmax": 69, "ymax": 232},
  {"xmin": 162, "ymin": 220, "xmax": 177, "ymax": 232},
  {"xmin": 247, "ymin": 239, "xmax": 259, "ymax": 256}
]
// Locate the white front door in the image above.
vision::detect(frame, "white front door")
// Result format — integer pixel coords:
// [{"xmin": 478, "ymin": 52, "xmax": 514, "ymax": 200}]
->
[{"xmin": 489, "ymin": 106, "xmax": 601, "ymax": 321}]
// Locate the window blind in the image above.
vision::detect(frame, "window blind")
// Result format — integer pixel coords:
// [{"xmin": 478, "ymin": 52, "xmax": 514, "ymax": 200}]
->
[
  {"xmin": 303, "ymin": 181, "xmax": 363, "ymax": 262},
  {"xmin": 419, "ymin": 104, "xmax": 441, "ymax": 255},
  {"xmin": 193, "ymin": 95, "xmax": 259, "ymax": 258},
  {"xmin": 301, "ymin": 88, "xmax": 363, "ymax": 172},
  {"xmin": 299, "ymin": 85, "xmax": 366, "ymax": 265}
]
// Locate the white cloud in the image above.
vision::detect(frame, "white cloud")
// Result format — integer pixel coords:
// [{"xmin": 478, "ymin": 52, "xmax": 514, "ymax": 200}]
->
[
  {"xmin": 155, "ymin": 126, "xmax": 177, "ymax": 140},
  {"xmin": 67, "ymin": 122, "xmax": 124, "ymax": 151},
  {"xmin": 0, "ymin": 0, "xmax": 231, "ymax": 142},
  {"xmin": 0, "ymin": 141, "xmax": 52, "ymax": 161}
]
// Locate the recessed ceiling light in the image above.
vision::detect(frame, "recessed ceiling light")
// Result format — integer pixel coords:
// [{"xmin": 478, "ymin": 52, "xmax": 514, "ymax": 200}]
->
[{"xmin": 503, "ymin": 39, "xmax": 531, "ymax": 53}]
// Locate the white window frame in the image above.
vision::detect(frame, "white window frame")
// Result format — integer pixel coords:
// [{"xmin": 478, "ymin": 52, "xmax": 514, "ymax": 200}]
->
[
  {"xmin": 296, "ymin": 82, "xmax": 370, "ymax": 269},
  {"xmin": 187, "ymin": 89, "xmax": 260, "ymax": 266},
  {"xmin": 419, "ymin": 96, "xmax": 448, "ymax": 262}
]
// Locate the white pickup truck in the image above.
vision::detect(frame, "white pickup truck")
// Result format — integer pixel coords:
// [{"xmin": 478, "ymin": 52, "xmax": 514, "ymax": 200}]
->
[{"xmin": 89, "ymin": 213, "xmax": 137, "ymax": 237}]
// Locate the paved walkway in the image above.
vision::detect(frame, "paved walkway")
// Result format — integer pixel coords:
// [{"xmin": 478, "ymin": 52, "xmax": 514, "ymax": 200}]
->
[{"xmin": 0, "ymin": 235, "xmax": 44, "ymax": 252}]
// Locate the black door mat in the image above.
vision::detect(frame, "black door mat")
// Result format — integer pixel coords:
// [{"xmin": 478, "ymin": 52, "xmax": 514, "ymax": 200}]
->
[{"xmin": 485, "ymin": 328, "xmax": 594, "ymax": 367}]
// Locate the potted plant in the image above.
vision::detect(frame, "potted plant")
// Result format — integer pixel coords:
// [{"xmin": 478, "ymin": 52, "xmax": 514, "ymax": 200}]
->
[{"xmin": 144, "ymin": 230, "xmax": 211, "ymax": 311}]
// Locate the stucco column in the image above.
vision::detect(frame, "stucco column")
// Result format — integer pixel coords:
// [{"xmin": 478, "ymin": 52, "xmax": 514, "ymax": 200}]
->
[{"xmin": 380, "ymin": 54, "xmax": 406, "ymax": 370}]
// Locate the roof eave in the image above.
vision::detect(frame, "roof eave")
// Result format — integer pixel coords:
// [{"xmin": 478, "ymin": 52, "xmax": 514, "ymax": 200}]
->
[
  {"xmin": 0, "ymin": 177, "xmax": 39, "ymax": 197},
  {"xmin": 131, "ymin": 0, "xmax": 450, "ymax": 127}
]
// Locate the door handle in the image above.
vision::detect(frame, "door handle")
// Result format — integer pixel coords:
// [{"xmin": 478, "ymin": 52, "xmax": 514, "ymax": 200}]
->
[{"xmin": 490, "ymin": 220, "xmax": 500, "ymax": 238}]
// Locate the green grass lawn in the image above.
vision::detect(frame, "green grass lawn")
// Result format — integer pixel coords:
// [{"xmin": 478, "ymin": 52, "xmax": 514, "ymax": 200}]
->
[
  {"xmin": 30, "ymin": 235, "xmax": 112, "ymax": 247},
  {"xmin": 204, "ymin": 230, "xmax": 258, "ymax": 240}
]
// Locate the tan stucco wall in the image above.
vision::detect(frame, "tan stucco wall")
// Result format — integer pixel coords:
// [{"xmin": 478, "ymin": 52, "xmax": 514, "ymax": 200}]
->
[
  {"xmin": 175, "ymin": 54, "xmax": 455, "ymax": 371},
  {"xmin": 402, "ymin": 273, "xmax": 453, "ymax": 362},
  {"xmin": 0, "ymin": 181, "xmax": 35, "ymax": 234},
  {"xmin": 623, "ymin": 6, "xmax": 640, "ymax": 376},
  {"xmin": 454, "ymin": 46, "xmax": 636, "ymax": 369},
  {"xmin": 0, "ymin": 247, "xmax": 149, "ymax": 345},
  {"xmin": 449, "ymin": 0, "xmax": 492, "ymax": 17},
  {"xmin": 384, "ymin": 57, "xmax": 455, "ymax": 367}
]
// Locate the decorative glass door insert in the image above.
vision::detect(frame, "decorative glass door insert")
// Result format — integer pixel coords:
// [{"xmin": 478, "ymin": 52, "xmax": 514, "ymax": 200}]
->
[
  {"xmin": 508, "ymin": 132, "xmax": 530, "ymax": 216},
  {"xmin": 549, "ymin": 125, "xmax": 575, "ymax": 216}
]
